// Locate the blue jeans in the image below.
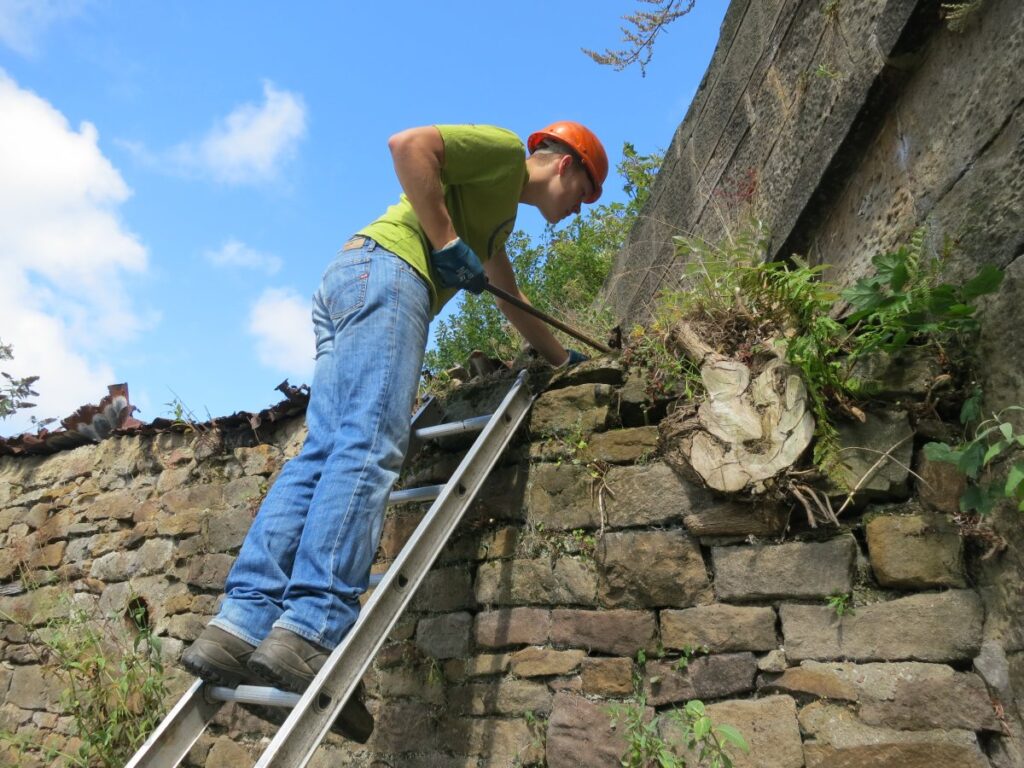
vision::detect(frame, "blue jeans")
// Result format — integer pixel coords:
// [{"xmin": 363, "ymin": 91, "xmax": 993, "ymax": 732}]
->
[{"xmin": 211, "ymin": 238, "xmax": 431, "ymax": 649}]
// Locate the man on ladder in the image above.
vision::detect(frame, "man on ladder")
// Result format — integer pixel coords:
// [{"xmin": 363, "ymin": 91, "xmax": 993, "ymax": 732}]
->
[{"xmin": 180, "ymin": 121, "xmax": 608, "ymax": 741}]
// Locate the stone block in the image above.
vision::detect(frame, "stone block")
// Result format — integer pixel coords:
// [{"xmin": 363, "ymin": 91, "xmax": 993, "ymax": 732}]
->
[
  {"xmin": 233, "ymin": 444, "xmax": 282, "ymax": 476},
  {"xmin": 438, "ymin": 716, "xmax": 543, "ymax": 765},
  {"xmin": 915, "ymin": 452, "xmax": 967, "ymax": 515},
  {"xmin": 550, "ymin": 609, "xmax": 657, "ymax": 655},
  {"xmin": 526, "ymin": 463, "xmax": 602, "ymax": 530},
  {"xmin": 377, "ymin": 666, "xmax": 445, "ymax": 705},
  {"xmin": 185, "ymin": 553, "xmax": 234, "ymax": 590},
  {"xmin": 834, "ymin": 411, "xmax": 914, "ymax": 501},
  {"xmin": 509, "ymin": 647, "xmax": 586, "ymax": 677},
  {"xmin": 7, "ymin": 666, "xmax": 63, "ymax": 712},
  {"xmin": 474, "ymin": 608, "xmax": 550, "ymax": 648},
  {"xmin": 666, "ymin": 695, "xmax": 805, "ymax": 768},
  {"xmin": 411, "ymin": 567, "xmax": 476, "ymax": 613},
  {"xmin": 90, "ymin": 538, "xmax": 174, "ymax": 582},
  {"xmin": 415, "ymin": 611, "xmax": 473, "ymax": 659},
  {"xmin": 443, "ymin": 653, "xmax": 511, "ymax": 681},
  {"xmin": 645, "ymin": 653, "xmax": 757, "ymax": 706},
  {"xmin": 546, "ymin": 691, "xmax": 640, "ymax": 768},
  {"xmin": 661, "ymin": 604, "xmax": 778, "ymax": 652},
  {"xmin": 586, "ymin": 427, "xmax": 659, "ymax": 464},
  {"xmin": 530, "ymin": 383, "xmax": 613, "ymax": 436},
  {"xmin": 597, "ymin": 530, "xmax": 712, "ymax": 608},
  {"xmin": 781, "ymin": 590, "xmax": 983, "ymax": 663},
  {"xmin": 83, "ymin": 489, "xmax": 140, "ymax": 521},
  {"xmin": 370, "ymin": 700, "xmax": 438, "ymax": 754},
  {"xmin": 581, "ymin": 657, "xmax": 633, "ymax": 696},
  {"xmin": 799, "ymin": 702, "xmax": 991, "ymax": 768},
  {"xmin": 865, "ymin": 512, "xmax": 966, "ymax": 589},
  {"xmin": 475, "ymin": 557, "xmax": 597, "ymax": 606},
  {"xmin": 713, "ymin": 536, "xmax": 856, "ymax": 601},
  {"xmin": 603, "ymin": 462, "xmax": 703, "ymax": 528},
  {"xmin": 448, "ymin": 678, "xmax": 552, "ymax": 716}
]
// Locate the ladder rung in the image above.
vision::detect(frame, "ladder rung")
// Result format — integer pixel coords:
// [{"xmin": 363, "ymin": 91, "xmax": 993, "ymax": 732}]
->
[
  {"xmin": 206, "ymin": 685, "xmax": 301, "ymax": 708},
  {"xmin": 388, "ymin": 484, "xmax": 444, "ymax": 505},
  {"xmin": 413, "ymin": 414, "xmax": 491, "ymax": 440}
]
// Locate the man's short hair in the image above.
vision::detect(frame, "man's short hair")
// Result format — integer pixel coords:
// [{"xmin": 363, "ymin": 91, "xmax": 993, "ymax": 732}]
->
[{"xmin": 531, "ymin": 138, "xmax": 575, "ymax": 157}]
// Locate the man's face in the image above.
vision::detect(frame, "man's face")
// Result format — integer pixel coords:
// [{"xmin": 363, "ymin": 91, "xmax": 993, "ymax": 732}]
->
[{"xmin": 541, "ymin": 156, "xmax": 594, "ymax": 224}]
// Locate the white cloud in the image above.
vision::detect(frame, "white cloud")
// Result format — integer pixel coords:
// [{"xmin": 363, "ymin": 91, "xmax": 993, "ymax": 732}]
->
[
  {"xmin": 130, "ymin": 80, "xmax": 307, "ymax": 185},
  {"xmin": 247, "ymin": 287, "xmax": 314, "ymax": 377},
  {"xmin": 0, "ymin": 70, "xmax": 148, "ymax": 436},
  {"xmin": 0, "ymin": 0, "xmax": 87, "ymax": 56},
  {"xmin": 205, "ymin": 239, "xmax": 282, "ymax": 275}
]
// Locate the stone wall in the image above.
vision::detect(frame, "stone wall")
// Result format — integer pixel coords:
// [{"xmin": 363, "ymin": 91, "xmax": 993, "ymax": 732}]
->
[{"xmin": 1, "ymin": 363, "xmax": 1019, "ymax": 766}]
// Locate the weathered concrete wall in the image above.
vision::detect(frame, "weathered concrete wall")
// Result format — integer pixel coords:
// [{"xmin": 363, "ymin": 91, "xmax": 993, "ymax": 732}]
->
[{"xmin": 0, "ymin": 365, "xmax": 1017, "ymax": 766}]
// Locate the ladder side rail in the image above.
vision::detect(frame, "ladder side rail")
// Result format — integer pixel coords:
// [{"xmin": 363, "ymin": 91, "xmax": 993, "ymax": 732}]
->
[
  {"xmin": 123, "ymin": 679, "xmax": 223, "ymax": 768},
  {"xmin": 254, "ymin": 371, "xmax": 534, "ymax": 767}
]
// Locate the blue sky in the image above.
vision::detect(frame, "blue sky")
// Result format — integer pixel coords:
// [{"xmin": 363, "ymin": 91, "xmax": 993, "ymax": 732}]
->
[{"xmin": 0, "ymin": 0, "xmax": 726, "ymax": 437}]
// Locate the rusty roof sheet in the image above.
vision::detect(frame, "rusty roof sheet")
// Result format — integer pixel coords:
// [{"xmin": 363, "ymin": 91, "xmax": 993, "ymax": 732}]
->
[{"xmin": 0, "ymin": 380, "xmax": 310, "ymax": 458}]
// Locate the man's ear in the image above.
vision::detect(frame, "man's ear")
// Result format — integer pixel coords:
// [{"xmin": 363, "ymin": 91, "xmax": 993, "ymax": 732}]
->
[{"xmin": 556, "ymin": 154, "xmax": 574, "ymax": 177}]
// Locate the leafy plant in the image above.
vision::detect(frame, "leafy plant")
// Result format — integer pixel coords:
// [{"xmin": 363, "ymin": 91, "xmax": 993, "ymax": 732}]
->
[
  {"xmin": 826, "ymin": 593, "xmax": 853, "ymax": 616},
  {"xmin": 608, "ymin": 650, "xmax": 749, "ymax": 768},
  {"xmin": 0, "ymin": 592, "xmax": 169, "ymax": 767},
  {"xmin": 641, "ymin": 223, "xmax": 1004, "ymax": 485},
  {"xmin": 924, "ymin": 398, "xmax": 1024, "ymax": 515}
]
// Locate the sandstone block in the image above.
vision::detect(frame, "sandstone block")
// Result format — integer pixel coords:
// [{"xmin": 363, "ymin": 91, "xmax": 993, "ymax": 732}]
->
[
  {"xmin": 546, "ymin": 691, "xmax": 640, "ymax": 768},
  {"xmin": 598, "ymin": 530, "xmax": 712, "ymax": 608},
  {"xmin": 527, "ymin": 463, "xmax": 601, "ymax": 530},
  {"xmin": 475, "ymin": 557, "xmax": 597, "ymax": 606},
  {"xmin": 448, "ymin": 678, "xmax": 552, "ymax": 716},
  {"xmin": 581, "ymin": 657, "xmax": 634, "ymax": 696},
  {"xmin": 645, "ymin": 653, "xmax": 757, "ymax": 706},
  {"xmin": 865, "ymin": 512, "xmax": 966, "ymax": 589},
  {"xmin": 661, "ymin": 604, "xmax": 777, "ymax": 652},
  {"xmin": 586, "ymin": 427, "xmax": 659, "ymax": 464},
  {"xmin": 550, "ymin": 609, "xmax": 657, "ymax": 655},
  {"xmin": 530, "ymin": 383, "xmax": 612, "ymax": 435},
  {"xmin": 713, "ymin": 536, "xmax": 856, "ymax": 601},
  {"xmin": 474, "ymin": 608, "xmax": 550, "ymax": 648},
  {"xmin": 510, "ymin": 647, "xmax": 586, "ymax": 677},
  {"xmin": 415, "ymin": 611, "xmax": 473, "ymax": 659},
  {"xmin": 185, "ymin": 553, "xmax": 234, "ymax": 590},
  {"xmin": 781, "ymin": 590, "xmax": 983, "ymax": 662},
  {"xmin": 603, "ymin": 462, "xmax": 700, "ymax": 528},
  {"xmin": 443, "ymin": 653, "xmax": 511, "ymax": 681},
  {"xmin": 438, "ymin": 716, "xmax": 543, "ymax": 765},
  {"xmin": 411, "ymin": 567, "xmax": 476, "ymax": 613},
  {"xmin": 8, "ymin": 666, "xmax": 64, "ymax": 712},
  {"xmin": 799, "ymin": 701, "xmax": 991, "ymax": 768},
  {"xmin": 666, "ymin": 695, "xmax": 805, "ymax": 768}
]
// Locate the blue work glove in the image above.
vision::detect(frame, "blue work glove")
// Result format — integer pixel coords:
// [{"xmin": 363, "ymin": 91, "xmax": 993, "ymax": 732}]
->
[
  {"xmin": 431, "ymin": 238, "xmax": 487, "ymax": 294},
  {"xmin": 558, "ymin": 349, "xmax": 589, "ymax": 368}
]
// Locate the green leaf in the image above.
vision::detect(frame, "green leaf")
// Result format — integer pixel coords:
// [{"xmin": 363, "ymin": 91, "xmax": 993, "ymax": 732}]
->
[
  {"xmin": 1005, "ymin": 464, "xmax": 1024, "ymax": 497},
  {"xmin": 716, "ymin": 724, "xmax": 750, "ymax": 752},
  {"xmin": 958, "ymin": 441, "xmax": 987, "ymax": 479},
  {"xmin": 961, "ymin": 388, "xmax": 984, "ymax": 424},
  {"xmin": 962, "ymin": 264, "xmax": 1004, "ymax": 301},
  {"xmin": 983, "ymin": 440, "xmax": 1007, "ymax": 466},
  {"xmin": 923, "ymin": 442, "xmax": 958, "ymax": 464},
  {"xmin": 1000, "ymin": 422, "xmax": 1014, "ymax": 441}
]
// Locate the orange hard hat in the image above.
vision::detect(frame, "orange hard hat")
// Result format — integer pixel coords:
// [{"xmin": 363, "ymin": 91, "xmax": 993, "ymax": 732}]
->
[{"xmin": 528, "ymin": 121, "xmax": 608, "ymax": 204}]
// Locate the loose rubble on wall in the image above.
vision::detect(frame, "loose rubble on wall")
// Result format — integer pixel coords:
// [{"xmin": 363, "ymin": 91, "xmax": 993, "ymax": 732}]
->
[{"xmin": 0, "ymin": 356, "xmax": 1019, "ymax": 767}]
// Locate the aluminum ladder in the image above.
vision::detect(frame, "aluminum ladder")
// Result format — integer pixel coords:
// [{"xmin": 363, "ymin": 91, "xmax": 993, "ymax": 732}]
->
[{"xmin": 126, "ymin": 370, "xmax": 535, "ymax": 768}]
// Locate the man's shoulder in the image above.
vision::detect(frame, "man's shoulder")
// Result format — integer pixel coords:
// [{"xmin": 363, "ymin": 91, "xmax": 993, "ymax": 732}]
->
[{"xmin": 436, "ymin": 124, "xmax": 523, "ymax": 150}]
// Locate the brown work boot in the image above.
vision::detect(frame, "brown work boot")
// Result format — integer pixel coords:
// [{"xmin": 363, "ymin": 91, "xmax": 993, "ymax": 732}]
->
[
  {"xmin": 180, "ymin": 625, "xmax": 261, "ymax": 687},
  {"xmin": 249, "ymin": 627, "xmax": 374, "ymax": 743}
]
